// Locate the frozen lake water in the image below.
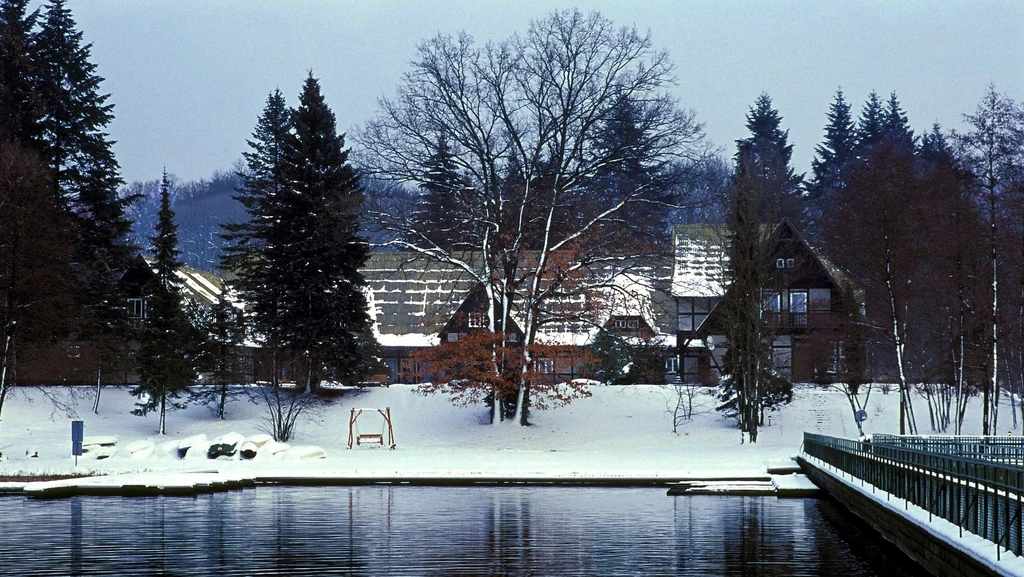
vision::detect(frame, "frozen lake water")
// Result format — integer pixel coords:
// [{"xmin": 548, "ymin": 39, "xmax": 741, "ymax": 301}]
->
[{"xmin": 0, "ymin": 486, "xmax": 927, "ymax": 576}]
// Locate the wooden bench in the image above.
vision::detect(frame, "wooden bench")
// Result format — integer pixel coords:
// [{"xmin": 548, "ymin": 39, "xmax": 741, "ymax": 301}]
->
[{"xmin": 356, "ymin": 434, "xmax": 384, "ymax": 446}]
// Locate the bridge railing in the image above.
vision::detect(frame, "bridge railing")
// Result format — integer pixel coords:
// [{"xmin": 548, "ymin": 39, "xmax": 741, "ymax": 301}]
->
[
  {"xmin": 803, "ymin": 432, "xmax": 1024, "ymax": 559},
  {"xmin": 871, "ymin": 434, "xmax": 1024, "ymax": 467}
]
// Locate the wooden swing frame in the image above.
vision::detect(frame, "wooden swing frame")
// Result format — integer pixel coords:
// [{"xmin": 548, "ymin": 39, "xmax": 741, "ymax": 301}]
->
[{"xmin": 347, "ymin": 407, "xmax": 396, "ymax": 450}]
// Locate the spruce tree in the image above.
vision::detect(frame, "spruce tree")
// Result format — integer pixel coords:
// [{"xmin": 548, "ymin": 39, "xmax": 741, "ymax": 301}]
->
[
  {"xmin": 221, "ymin": 89, "xmax": 292, "ymax": 387},
  {"xmin": 592, "ymin": 97, "xmax": 678, "ymax": 246},
  {"xmin": 855, "ymin": 91, "xmax": 886, "ymax": 159},
  {"xmin": 882, "ymin": 91, "xmax": 915, "ymax": 151},
  {"xmin": 280, "ymin": 73, "xmax": 375, "ymax": 389},
  {"xmin": 807, "ymin": 89, "xmax": 857, "ymax": 238},
  {"xmin": 410, "ymin": 135, "xmax": 466, "ymax": 250},
  {"xmin": 809, "ymin": 89, "xmax": 856, "ymax": 203},
  {"xmin": 919, "ymin": 123, "xmax": 953, "ymax": 165},
  {"xmin": 734, "ymin": 93, "xmax": 804, "ymax": 224},
  {"xmin": 36, "ymin": 0, "xmax": 135, "ymax": 412},
  {"xmin": 132, "ymin": 172, "xmax": 201, "ymax": 434},
  {"xmin": 0, "ymin": 0, "xmax": 42, "ymax": 146},
  {"xmin": 191, "ymin": 291, "xmax": 245, "ymax": 419}
]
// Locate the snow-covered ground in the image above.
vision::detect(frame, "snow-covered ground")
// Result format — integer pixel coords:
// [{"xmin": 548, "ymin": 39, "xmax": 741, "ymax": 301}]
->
[{"xmin": 0, "ymin": 382, "xmax": 1012, "ymax": 480}]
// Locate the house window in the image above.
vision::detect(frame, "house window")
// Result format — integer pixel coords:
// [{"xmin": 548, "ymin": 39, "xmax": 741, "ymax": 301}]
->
[
  {"xmin": 128, "ymin": 298, "xmax": 146, "ymax": 319},
  {"xmin": 537, "ymin": 358, "xmax": 554, "ymax": 374},
  {"xmin": 666, "ymin": 356, "xmax": 679, "ymax": 373},
  {"xmin": 763, "ymin": 291, "xmax": 780, "ymax": 312},
  {"xmin": 789, "ymin": 291, "xmax": 807, "ymax": 325},
  {"xmin": 776, "ymin": 258, "xmax": 785, "ymax": 268},
  {"xmin": 508, "ymin": 332, "xmax": 518, "ymax": 343},
  {"xmin": 809, "ymin": 288, "xmax": 831, "ymax": 312},
  {"xmin": 678, "ymin": 297, "xmax": 715, "ymax": 334},
  {"xmin": 830, "ymin": 340, "xmax": 845, "ymax": 375},
  {"xmin": 468, "ymin": 312, "xmax": 487, "ymax": 328},
  {"xmin": 614, "ymin": 318, "xmax": 640, "ymax": 330},
  {"xmin": 682, "ymin": 355, "xmax": 700, "ymax": 382},
  {"xmin": 786, "ymin": 258, "xmax": 795, "ymax": 268},
  {"xmin": 447, "ymin": 332, "xmax": 460, "ymax": 342}
]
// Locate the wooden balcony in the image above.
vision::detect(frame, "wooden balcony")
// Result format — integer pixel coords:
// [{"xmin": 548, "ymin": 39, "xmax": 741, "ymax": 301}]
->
[{"xmin": 765, "ymin": 311, "xmax": 840, "ymax": 330}]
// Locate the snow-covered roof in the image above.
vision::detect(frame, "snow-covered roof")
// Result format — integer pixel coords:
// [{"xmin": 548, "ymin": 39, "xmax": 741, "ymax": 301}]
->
[
  {"xmin": 363, "ymin": 252, "xmax": 475, "ymax": 342},
  {"xmin": 174, "ymin": 267, "xmax": 223, "ymax": 306},
  {"xmin": 671, "ymin": 225, "xmax": 727, "ymax": 298},
  {"xmin": 138, "ymin": 256, "xmax": 233, "ymax": 308}
]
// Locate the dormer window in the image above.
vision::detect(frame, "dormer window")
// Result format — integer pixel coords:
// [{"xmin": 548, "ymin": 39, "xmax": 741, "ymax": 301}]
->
[
  {"xmin": 128, "ymin": 298, "xmax": 147, "ymax": 319},
  {"xmin": 776, "ymin": 258, "xmax": 785, "ymax": 268},
  {"xmin": 786, "ymin": 258, "xmax": 795, "ymax": 268}
]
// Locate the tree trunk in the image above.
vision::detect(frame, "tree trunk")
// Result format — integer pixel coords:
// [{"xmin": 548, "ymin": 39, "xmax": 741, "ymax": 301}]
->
[
  {"xmin": 92, "ymin": 356, "xmax": 102, "ymax": 414},
  {"xmin": 218, "ymin": 384, "xmax": 226, "ymax": 420},
  {"xmin": 0, "ymin": 331, "xmax": 12, "ymax": 432},
  {"xmin": 159, "ymin": 393, "xmax": 166, "ymax": 435}
]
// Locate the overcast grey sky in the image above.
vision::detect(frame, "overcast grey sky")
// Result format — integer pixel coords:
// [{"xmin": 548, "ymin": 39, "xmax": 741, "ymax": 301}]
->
[{"xmin": 68, "ymin": 1, "xmax": 1023, "ymax": 184}]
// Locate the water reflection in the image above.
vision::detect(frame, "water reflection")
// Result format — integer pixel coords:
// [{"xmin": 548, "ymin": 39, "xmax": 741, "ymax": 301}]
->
[{"xmin": 1, "ymin": 487, "xmax": 927, "ymax": 576}]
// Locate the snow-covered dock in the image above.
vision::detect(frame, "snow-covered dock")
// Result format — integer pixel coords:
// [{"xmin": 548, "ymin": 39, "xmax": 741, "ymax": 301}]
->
[{"xmin": 8, "ymin": 470, "xmax": 819, "ymax": 499}]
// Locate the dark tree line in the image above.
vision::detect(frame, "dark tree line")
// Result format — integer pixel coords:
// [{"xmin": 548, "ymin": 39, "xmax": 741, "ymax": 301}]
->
[
  {"xmin": 717, "ymin": 85, "xmax": 1024, "ymax": 437},
  {"xmin": 0, "ymin": 0, "xmax": 135, "ymax": 422}
]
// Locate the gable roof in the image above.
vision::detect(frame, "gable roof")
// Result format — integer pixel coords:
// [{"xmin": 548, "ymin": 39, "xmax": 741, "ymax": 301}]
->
[
  {"xmin": 362, "ymin": 251, "xmax": 677, "ymax": 348},
  {"xmin": 123, "ymin": 256, "xmax": 229, "ymax": 307},
  {"xmin": 671, "ymin": 219, "xmax": 853, "ymax": 299}
]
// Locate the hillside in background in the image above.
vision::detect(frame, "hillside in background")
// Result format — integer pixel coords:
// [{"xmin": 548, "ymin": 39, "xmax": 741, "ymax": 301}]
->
[{"xmin": 122, "ymin": 171, "xmax": 246, "ymax": 271}]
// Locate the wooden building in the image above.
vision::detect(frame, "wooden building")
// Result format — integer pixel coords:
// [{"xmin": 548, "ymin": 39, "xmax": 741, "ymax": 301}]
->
[{"xmin": 673, "ymin": 220, "xmax": 855, "ymax": 384}]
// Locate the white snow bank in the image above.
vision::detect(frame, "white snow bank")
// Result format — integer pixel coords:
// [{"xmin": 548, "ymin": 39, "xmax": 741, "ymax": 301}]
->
[{"xmin": 0, "ymin": 382, "xmax": 1010, "ymax": 482}]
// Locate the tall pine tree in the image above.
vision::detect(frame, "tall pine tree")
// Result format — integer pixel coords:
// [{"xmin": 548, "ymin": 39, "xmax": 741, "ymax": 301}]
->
[
  {"xmin": 808, "ymin": 89, "xmax": 856, "ymax": 207},
  {"xmin": 855, "ymin": 91, "xmax": 886, "ymax": 159},
  {"xmin": 734, "ymin": 93, "xmax": 804, "ymax": 224},
  {"xmin": 409, "ymin": 134, "xmax": 467, "ymax": 250},
  {"xmin": 36, "ymin": 0, "xmax": 135, "ymax": 412},
  {"xmin": 279, "ymin": 73, "xmax": 375, "ymax": 390},
  {"xmin": 882, "ymin": 91, "xmax": 915, "ymax": 151},
  {"xmin": 191, "ymin": 291, "xmax": 245, "ymax": 420},
  {"xmin": 132, "ymin": 172, "xmax": 201, "ymax": 434},
  {"xmin": 592, "ymin": 97, "xmax": 680, "ymax": 247},
  {"xmin": 221, "ymin": 89, "xmax": 292, "ymax": 387}
]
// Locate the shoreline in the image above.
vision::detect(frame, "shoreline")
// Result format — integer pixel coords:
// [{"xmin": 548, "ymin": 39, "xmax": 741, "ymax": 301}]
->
[{"xmin": 1, "ymin": 463, "xmax": 819, "ymax": 499}]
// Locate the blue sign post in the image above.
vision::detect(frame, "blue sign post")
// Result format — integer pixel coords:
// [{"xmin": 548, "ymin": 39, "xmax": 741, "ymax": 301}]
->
[
  {"xmin": 855, "ymin": 410, "xmax": 868, "ymax": 423},
  {"xmin": 71, "ymin": 420, "xmax": 84, "ymax": 465}
]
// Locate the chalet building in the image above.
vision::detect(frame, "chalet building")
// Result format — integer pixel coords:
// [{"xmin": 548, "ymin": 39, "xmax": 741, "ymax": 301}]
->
[
  {"xmin": 363, "ymin": 252, "xmax": 678, "ymax": 384},
  {"xmin": 672, "ymin": 220, "xmax": 854, "ymax": 384}
]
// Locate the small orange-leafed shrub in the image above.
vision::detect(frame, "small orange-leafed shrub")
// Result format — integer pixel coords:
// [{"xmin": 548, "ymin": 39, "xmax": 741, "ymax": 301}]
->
[
  {"xmin": 411, "ymin": 331, "xmax": 522, "ymax": 409},
  {"xmin": 410, "ymin": 332, "xmax": 592, "ymax": 419}
]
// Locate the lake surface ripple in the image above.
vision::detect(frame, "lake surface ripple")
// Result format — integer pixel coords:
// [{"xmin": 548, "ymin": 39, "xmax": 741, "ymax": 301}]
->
[{"xmin": 0, "ymin": 486, "xmax": 928, "ymax": 576}]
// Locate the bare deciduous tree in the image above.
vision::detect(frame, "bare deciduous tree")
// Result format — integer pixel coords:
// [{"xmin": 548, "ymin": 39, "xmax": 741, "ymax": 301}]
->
[
  {"xmin": 955, "ymin": 85, "xmax": 1024, "ymax": 434},
  {"xmin": 358, "ymin": 9, "xmax": 709, "ymax": 425}
]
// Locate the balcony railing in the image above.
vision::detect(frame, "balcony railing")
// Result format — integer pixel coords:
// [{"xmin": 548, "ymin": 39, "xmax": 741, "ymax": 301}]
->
[{"xmin": 765, "ymin": 311, "xmax": 839, "ymax": 328}]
